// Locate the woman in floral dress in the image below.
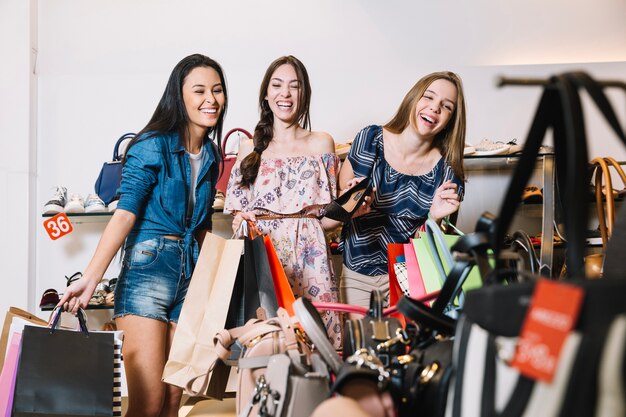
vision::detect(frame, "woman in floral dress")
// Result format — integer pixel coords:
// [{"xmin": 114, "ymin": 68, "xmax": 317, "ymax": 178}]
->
[{"xmin": 224, "ymin": 55, "xmax": 342, "ymax": 347}]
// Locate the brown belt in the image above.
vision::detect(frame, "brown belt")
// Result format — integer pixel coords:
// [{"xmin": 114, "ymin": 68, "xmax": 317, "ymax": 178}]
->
[{"xmin": 256, "ymin": 213, "xmax": 320, "ymax": 220}]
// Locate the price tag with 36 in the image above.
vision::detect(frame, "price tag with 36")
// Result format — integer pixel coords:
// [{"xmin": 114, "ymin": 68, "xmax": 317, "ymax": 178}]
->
[{"xmin": 43, "ymin": 213, "xmax": 74, "ymax": 240}]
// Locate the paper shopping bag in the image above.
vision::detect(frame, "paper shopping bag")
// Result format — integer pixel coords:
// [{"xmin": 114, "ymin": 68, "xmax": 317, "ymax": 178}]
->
[
  {"xmin": 0, "ymin": 307, "xmax": 47, "ymax": 368},
  {"xmin": 0, "ymin": 332, "xmax": 21, "ymax": 417},
  {"xmin": 12, "ymin": 310, "xmax": 117, "ymax": 417},
  {"xmin": 162, "ymin": 232, "xmax": 244, "ymax": 398}
]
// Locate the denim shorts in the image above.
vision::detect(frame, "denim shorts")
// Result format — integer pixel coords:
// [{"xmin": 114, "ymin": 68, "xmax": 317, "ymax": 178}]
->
[{"xmin": 113, "ymin": 237, "xmax": 188, "ymax": 323}]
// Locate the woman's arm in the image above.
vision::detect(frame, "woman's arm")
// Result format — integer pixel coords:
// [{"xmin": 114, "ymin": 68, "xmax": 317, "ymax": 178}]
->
[{"xmin": 58, "ymin": 209, "xmax": 136, "ymax": 313}]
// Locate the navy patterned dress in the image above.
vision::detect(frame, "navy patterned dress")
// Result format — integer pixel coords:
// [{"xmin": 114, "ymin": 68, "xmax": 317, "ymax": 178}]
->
[{"xmin": 340, "ymin": 125, "xmax": 464, "ymax": 276}]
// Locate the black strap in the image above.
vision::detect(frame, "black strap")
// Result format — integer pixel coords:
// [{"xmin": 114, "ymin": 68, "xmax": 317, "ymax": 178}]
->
[
  {"xmin": 494, "ymin": 74, "xmax": 589, "ymax": 276},
  {"xmin": 368, "ymin": 289, "xmax": 385, "ymax": 319}
]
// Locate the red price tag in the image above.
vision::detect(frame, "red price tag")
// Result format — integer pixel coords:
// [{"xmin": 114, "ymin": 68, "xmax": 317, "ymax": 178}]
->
[
  {"xmin": 43, "ymin": 213, "xmax": 74, "ymax": 240},
  {"xmin": 511, "ymin": 279, "xmax": 584, "ymax": 382}
]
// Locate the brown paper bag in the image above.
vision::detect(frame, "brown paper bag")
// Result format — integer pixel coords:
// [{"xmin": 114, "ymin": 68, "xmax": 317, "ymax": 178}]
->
[
  {"xmin": 162, "ymin": 232, "xmax": 243, "ymax": 398},
  {"xmin": 0, "ymin": 307, "xmax": 48, "ymax": 368}
]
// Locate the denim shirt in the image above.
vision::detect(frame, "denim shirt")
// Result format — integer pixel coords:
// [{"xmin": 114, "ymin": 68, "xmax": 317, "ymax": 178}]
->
[{"xmin": 117, "ymin": 132, "xmax": 218, "ymax": 278}]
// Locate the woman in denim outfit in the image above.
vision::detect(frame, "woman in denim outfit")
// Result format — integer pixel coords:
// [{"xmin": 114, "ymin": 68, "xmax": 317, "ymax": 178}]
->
[{"xmin": 59, "ymin": 54, "xmax": 227, "ymax": 417}]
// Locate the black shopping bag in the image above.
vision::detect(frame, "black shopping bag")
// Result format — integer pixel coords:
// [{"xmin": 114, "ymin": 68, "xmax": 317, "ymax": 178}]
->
[
  {"xmin": 227, "ymin": 224, "xmax": 280, "ymax": 327},
  {"xmin": 13, "ymin": 309, "xmax": 117, "ymax": 417}
]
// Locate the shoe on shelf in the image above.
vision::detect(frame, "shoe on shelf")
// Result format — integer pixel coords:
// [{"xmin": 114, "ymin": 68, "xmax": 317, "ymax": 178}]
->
[
  {"xmin": 84, "ymin": 194, "xmax": 106, "ymax": 213},
  {"xmin": 39, "ymin": 288, "xmax": 60, "ymax": 308},
  {"xmin": 522, "ymin": 186, "xmax": 543, "ymax": 204},
  {"xmin": 463, "ymin": 145, "xmax": 476, "ymax": 156},
  {"xmin": 472, "ymin": 139, "xmax": 511, "ymax": 156},
  {"xmin": 213, "ymin": 190, "xmax": 225, "ymax": 210},
  {"xmin": 64, "ymin": 193, "xmax": 85, "ymax": 213},
  {"xmin": 107, "ymin": 195, "xmax": 119, "ymax": 213},
  {"xmin": 42, "ymin": 186, "xmax": 68, "ymax": 215},
  {"xmin": 506, "ymin": 139, "xmax": 524, "ymax": 154}
]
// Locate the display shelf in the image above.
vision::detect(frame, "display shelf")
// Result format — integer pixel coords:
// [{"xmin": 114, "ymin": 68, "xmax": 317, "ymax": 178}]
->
[
  {"xmin": 464, "ymin": 152, "xmax": 556, "ymax": 276},
  {"xmin": 42, "ymin": 212, "xmax": 113, "ymax": 224}
]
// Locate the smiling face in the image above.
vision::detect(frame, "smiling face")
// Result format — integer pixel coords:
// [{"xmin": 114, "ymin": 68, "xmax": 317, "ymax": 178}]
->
[
  {"xmin": 265, "ymin": 63, "xmax": 301, "ymax": 124},
  {"xmin": 412, "ymin": 78, "xmax": 458, "ymax": 138},
  {"xmin": 182, "ymin": 66, "xmax": 225, "ymax": 140}
]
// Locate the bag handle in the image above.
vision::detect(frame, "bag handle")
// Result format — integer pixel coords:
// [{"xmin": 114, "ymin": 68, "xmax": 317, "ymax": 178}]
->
[
  {"xmin": 48, "ymin": 306, "xmax": 89, "ymax": 335},
  {"xmin": 591, "ymin": 157, "xmax": 615, "ymax": 249},
  {"xmin": 222, "ymin": 128, "xmax": 252, "ymax": 157},
  {"xmin": 313, "ymin": 290, "xmax": 440, "ymax": 317},
  {"xmin": 367, "ymin": 289, "xmax": 385, "ymax": 319},
  {"xmin": 112, "ymin": 132, "xmax": 136, "ymax": 161},
  {"xmin": 423, "ymin": 219, "xmax": 455, "ymax": 280}
]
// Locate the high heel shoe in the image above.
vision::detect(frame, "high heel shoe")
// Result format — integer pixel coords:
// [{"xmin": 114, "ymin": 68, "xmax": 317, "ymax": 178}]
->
[{"xmin": 324, "ymin": 177, "xmax": 373, "ymax": 223}]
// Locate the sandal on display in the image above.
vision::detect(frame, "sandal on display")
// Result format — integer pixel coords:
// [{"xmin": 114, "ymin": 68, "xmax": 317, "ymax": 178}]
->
[
  {"xmin": 65, "ymin": 272, "xmax": 83, "ymax": 286},
  {"xmin": 521, "ymin": 186, "xmax": 543, "ymax": 204},
  {"xmin": 324, "ymin": 177, "xmax": 373, "ymax": 223}
]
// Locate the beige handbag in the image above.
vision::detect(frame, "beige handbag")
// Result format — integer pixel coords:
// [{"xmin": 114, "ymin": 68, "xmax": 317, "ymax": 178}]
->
[{"xmin": 185, "ymin": 308, "xmax": 329, "ymax": 416}]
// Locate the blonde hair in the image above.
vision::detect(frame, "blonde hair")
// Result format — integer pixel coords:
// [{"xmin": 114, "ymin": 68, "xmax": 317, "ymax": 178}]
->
[{"xmin": 384, "ymin": 71, "xmax": 466, "ymax": 181}]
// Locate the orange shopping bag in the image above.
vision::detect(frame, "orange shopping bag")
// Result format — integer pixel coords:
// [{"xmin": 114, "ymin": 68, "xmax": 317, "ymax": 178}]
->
[{"xmin": 263, "ymin": 235, "xmax": 296, "ymax": 316}]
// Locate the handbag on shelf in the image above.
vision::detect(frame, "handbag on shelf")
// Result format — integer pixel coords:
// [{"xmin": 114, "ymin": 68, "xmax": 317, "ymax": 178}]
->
[
  {"xmin": 586, "ymin": 156, "xmax": 626, "ymax": 277},
  {"xmin": 94, "ymin": 132, "xmax": 135, "ymax": 205},
  {"xmin": 216, "ymin": 128, "xmax": 252, "ymax": 193},
  {"xmin": 446, "ymin": 72, "xmax": 626, "ymax": 417},
  {"xmin": 12, "ymin": 308, "xmax": 121, "ymax": 417}
]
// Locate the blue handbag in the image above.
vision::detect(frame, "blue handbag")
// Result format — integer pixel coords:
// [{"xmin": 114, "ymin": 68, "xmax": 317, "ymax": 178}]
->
[{"xmin": 94, "ymin": 133, "xmax": 135, "ymax": 205}]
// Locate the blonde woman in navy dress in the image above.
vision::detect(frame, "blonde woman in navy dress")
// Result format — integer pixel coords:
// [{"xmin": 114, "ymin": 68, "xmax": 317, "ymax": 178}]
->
[{"xmin": 337, "ymin": 71, "xmax": 467, "ymax": 309}]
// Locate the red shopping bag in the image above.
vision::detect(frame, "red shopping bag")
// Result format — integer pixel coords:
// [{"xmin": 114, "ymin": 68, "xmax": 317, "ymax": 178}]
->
[{"xmin": 387, "ymin": 243, "xmax": 406, "ymax": 326}]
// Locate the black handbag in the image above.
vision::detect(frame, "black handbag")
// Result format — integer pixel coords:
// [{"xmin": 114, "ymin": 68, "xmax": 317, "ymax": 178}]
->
[
  {"xmin": 12, "ymin": 308, "xmax": 120, "ymax": 417},
  {"xmin": 446, "ymin": 72, "xmax": 626, "ymax": 417},
  {"xmin": 94, "ymin": 132, "xmax": 135, "ymax": 205},
  {"xmin": 342, "ymin": 290, "xmax": 405, "ymax": 366}
]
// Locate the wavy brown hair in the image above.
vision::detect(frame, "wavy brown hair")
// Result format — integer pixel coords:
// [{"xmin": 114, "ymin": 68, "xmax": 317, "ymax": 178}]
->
[
  {"xmin": 238, "ymin": 55, "xmax": 312, "ymax": 187},
  {"xmin": 384, "ymin": 71, "xmax": 466, "ymax": 181}
]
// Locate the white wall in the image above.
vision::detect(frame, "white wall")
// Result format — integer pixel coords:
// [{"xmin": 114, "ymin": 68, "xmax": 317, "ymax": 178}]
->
[
  {"xmin": 2, "ymin": 0, "xmax": 626, "ymax": 317},
  {"xmin": 0, "ymin": 0, "xmax": 37, "ymax": 315}
]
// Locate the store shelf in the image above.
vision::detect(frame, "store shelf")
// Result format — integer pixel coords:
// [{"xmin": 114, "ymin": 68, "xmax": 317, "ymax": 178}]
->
[
  {"xmin": 42, "ymin": 212, "xmax": 113, "ymax": 224},
  {"xmin": 464, "ymin": 152, "xmax": 556, "ymax": 276}
]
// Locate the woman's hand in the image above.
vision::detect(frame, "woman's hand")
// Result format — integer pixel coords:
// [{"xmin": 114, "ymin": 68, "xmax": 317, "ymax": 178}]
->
[
  {"xmin": 232, "ymin": 211, "xmax": 256, "ymax": 234},
  {"xmin": 57, "ymin": 275, "xmax": 99, "ymax": 315},
  {"xmin": 429, "ymin": 180, "xmax": 460, "ymax": 222}
]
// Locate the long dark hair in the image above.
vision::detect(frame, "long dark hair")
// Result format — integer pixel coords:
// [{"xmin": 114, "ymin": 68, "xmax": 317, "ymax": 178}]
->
[
  {"xmin": 238, "ymin": 55, "xmax": 311, "ymax": 187},
  {"xmin": 124, "ymin": 53, "xmax": 228, "ymax": 160},
  {"xmin": 384, "ymin": 71, "xmax": 466, "ymax": 181}
]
